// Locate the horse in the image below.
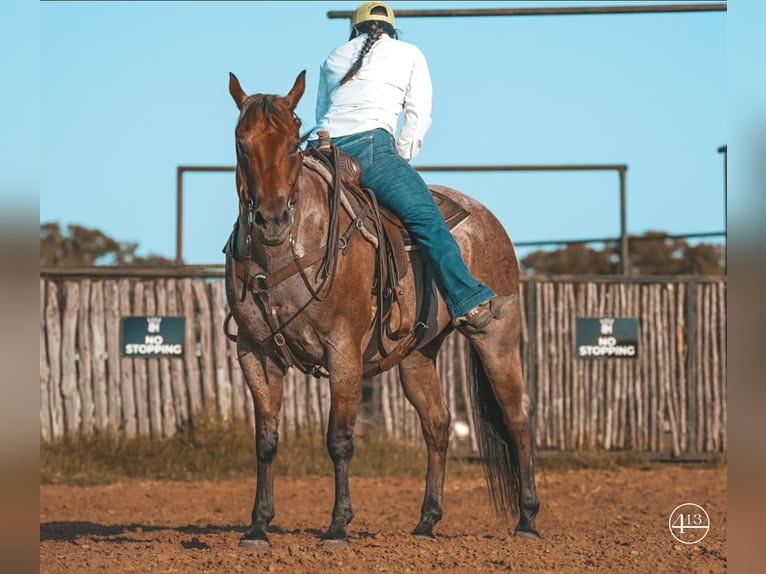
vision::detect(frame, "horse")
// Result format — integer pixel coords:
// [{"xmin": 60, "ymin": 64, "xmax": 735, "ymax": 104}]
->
[{"xmin": 224, "ymin": 70, "xmax": 540, "ymax": 548}]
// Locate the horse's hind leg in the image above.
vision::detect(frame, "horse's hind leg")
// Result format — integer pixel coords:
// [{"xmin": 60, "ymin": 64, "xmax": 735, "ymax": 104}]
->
[
  {"xmin": 466, "ymin": 309, "xmax": 541, "ymax": 539},
  {"xmin": 237, "ymin": 342, "xmax": 284, "ymax": 548},
  {"xmin": 397, "ymin": 342, "xmax": 451, "ymax": 539}
]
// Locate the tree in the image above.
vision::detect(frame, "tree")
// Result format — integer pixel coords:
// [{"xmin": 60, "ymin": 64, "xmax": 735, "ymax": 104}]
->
[
  {"xmin": 679, "ymin": 242, "xmax": 725, "ymax": 275},
  {"xmin": 40, "ymin": 223, "xmax": 174, "ymax": 267},
  {"xmin": 520, "ymin": 243, "xmax": 616, "ymax": 275},
  {"xmin": 627, "ymin": 231, "xmax": 686, "ymax": 274},
  {"xmin": 521, "ymin": 231, "xmax": 725, "ymax": 275},
  {"xmin": 627, "ymin": 231, "xmax": 725, "ymax": 275}
]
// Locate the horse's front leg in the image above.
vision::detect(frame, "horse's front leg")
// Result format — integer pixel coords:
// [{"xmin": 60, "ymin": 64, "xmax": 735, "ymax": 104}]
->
[
  {"xmin": 397, "ymin": 345, "xmax": 450, "ymax": 539},
  {"xmin": 237, "ymin": 342, "xmax": 284, "ymax": 549},
  {"xmin": 323, "ymin": 344, "xmax": 363, "ymax": 548}
]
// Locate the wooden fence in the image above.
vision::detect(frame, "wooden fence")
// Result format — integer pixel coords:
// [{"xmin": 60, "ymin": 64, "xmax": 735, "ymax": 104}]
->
[{"xmin": 39, "ymin": 271, "xmax": 726, "ymax": 455}]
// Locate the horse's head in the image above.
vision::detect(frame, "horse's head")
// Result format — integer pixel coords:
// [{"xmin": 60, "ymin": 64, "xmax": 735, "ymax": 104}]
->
[{"xmin": 229, "ymin": 71, "xmax": 306, "ymax": 246}]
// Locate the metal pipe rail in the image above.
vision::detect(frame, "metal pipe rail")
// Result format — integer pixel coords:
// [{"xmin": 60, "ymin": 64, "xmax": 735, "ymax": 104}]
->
[{"xmin": 327, "ymin": 4, "xmax": 727, "ymax": 20}]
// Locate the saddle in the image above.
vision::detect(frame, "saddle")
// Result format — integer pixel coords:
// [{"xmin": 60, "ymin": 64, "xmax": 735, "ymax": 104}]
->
[{"xmin": 304, "ymin": 143, "xmax": 469, "ymax": 376}]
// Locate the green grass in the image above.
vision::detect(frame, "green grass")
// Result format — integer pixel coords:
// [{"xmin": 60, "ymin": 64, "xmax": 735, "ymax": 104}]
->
[{"xmin": 40, "ymin": 415, "xmax": 724, "ymax": 486}]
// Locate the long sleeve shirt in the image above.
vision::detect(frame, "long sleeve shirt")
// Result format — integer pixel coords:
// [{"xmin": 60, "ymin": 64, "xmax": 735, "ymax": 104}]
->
[{"xmin": 314, "ymin": 33, "xmax": 433, "ymax": 161}]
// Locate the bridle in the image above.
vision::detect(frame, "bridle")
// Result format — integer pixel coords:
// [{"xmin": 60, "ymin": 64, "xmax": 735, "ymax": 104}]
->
[
  {"xmin": 235, "ymin": 112, "xmax": 309, "ymax": 244},
  {"xmin": 236, "ymin": 136, "xmax": 344, "ymax": 293}
]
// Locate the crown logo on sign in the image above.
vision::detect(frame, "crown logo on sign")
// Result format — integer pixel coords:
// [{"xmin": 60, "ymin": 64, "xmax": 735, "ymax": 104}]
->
[
  {"xmin": 599, "ymin": 317, "xmax": 615, "ymax": 335},
  {"xmin": 147, "ymin": 316, "xmax": 162, "ymax": 334}
]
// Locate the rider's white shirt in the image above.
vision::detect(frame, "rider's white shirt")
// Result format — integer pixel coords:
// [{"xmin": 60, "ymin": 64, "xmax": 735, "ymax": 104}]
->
[{"xmin": 313, "ymin": 33, "xmax": 433, "ymax": 161}]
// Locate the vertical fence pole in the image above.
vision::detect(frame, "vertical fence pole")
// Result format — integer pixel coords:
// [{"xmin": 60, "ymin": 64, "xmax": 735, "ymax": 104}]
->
[
  {"xmin": 619, "ymin": 167, "xmax": 629, "ymax": 276},
  {"xmin": 176, "ymin": 167, "xmax": 184, "ymax": 264},
  {"xmin": 525, "ymin": 279, "xmax": 538, "ymax": 408},
  {"xmin": 685, "ymin": 280, "xmax": 698, "ymax": 453}
]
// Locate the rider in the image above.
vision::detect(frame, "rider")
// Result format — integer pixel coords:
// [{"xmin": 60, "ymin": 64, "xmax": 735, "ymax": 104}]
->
[{"xmin": 310, "ymin": 1, "xmax": 513, "ymax": 330}]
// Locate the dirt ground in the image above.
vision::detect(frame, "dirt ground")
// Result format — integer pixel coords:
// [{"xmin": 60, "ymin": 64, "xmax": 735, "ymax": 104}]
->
[{"xmin": 40, "ymin": 466, "xmax": 726, "ymax": 573}]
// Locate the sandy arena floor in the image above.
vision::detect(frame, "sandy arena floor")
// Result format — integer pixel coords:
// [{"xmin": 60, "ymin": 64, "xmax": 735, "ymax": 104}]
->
[{"xmin": 40, "ymin": 466, "xmax": 726, "ymax": 573}]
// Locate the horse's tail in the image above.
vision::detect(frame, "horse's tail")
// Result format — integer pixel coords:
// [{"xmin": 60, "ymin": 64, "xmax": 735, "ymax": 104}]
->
[{"xmin": 467, "ymin": 344, "xmax": 521, "ymax": 518}]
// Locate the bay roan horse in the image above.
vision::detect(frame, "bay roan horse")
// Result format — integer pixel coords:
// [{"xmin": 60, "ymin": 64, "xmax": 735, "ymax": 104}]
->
[{"xmin": 225, "ymin": 70, "xmax": 540, "ymax": 548}]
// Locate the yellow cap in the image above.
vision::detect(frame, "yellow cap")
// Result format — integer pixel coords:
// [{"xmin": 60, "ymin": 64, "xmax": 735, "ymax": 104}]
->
[{"xmin": 352, "ymin": 1, "xmax": 395, "ymax": 28}]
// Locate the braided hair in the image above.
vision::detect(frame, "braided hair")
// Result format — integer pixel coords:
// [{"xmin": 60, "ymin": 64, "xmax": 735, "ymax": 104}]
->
[{"xmin": 339, "ymin": 17, "xmax": 399, "ymax": 85}]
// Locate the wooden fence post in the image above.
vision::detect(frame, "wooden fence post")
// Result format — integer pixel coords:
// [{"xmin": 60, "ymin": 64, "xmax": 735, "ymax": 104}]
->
[
  {"xmin": 686, "ymin": 280, "xmax": 698, "ymax": 453},
  {"xmin": 60, "ymin": 281, "xmax": 81, "ymax": 436},
  {"xmin": 40, "ymin": 280, "xmax": 52, "ymax": 441},
  {"xmin": 118, "ymin": 279, "xmax": 137, "ymax": 436}
]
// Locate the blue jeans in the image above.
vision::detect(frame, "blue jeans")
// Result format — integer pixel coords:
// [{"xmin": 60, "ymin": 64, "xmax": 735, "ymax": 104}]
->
[{"xmin": 311, "ymin": 129, "xmax": 494, "ymax": 318}]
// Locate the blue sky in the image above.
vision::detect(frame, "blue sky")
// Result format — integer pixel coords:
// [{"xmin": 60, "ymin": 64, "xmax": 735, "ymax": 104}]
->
[{"xmin": 20, "ymin": 1, "xmax": 749, "ymax": 264}]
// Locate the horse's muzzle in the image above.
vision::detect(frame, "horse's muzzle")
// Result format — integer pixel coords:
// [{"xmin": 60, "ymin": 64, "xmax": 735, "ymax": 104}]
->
[{"xmin": 254, "ymin": 208, "xmax": 292, "ymax": 245}]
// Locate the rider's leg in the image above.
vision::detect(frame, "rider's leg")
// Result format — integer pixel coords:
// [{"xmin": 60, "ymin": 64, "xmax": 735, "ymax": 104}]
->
[{"xmin": 330, "ymin": 129, "xmax": 497, "ymax": 321}]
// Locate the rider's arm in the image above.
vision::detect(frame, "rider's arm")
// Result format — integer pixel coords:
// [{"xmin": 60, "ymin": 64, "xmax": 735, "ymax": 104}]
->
[{"xmin": 396, "ymin": 47, "xmax": 433, "ymax": 162}]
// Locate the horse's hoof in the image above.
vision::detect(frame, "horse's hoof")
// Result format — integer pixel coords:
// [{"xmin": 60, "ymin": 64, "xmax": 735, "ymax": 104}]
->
[
  {"xmin": 413, "ymin": 533, "xmax": 437, "ymax": 541},
  {"xmin": 239, "ymin": 537, "xmax": 270, "ymax": 549},
  {"xmin": 239, "ymin": 530, "xmax": 270, "ymax": 549},
  {"xmin": 411, "ymin": 526, "xmax": 436, "ymax": 540},
  {"xmin": 322, "ymin": 537, "xmax": 349, "ymax": 549},
  {"xmin": 514, "ymin": 529, "xmax": 541, "ymax": 540}
]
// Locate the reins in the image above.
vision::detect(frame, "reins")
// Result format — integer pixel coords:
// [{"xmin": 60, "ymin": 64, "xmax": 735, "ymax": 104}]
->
[{"xmin": 309, "ymin": 144, "xmax": 343, "ymax": 300}]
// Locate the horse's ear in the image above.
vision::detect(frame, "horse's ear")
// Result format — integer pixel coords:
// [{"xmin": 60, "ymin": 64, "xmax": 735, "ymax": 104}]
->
[
  {"xmin": 284, "ymin": 70, "xmax": 306, "ymax": 111},
  {"xmin": 229, "ymin": 72, "xmax": 248, "ymax": 109}
]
